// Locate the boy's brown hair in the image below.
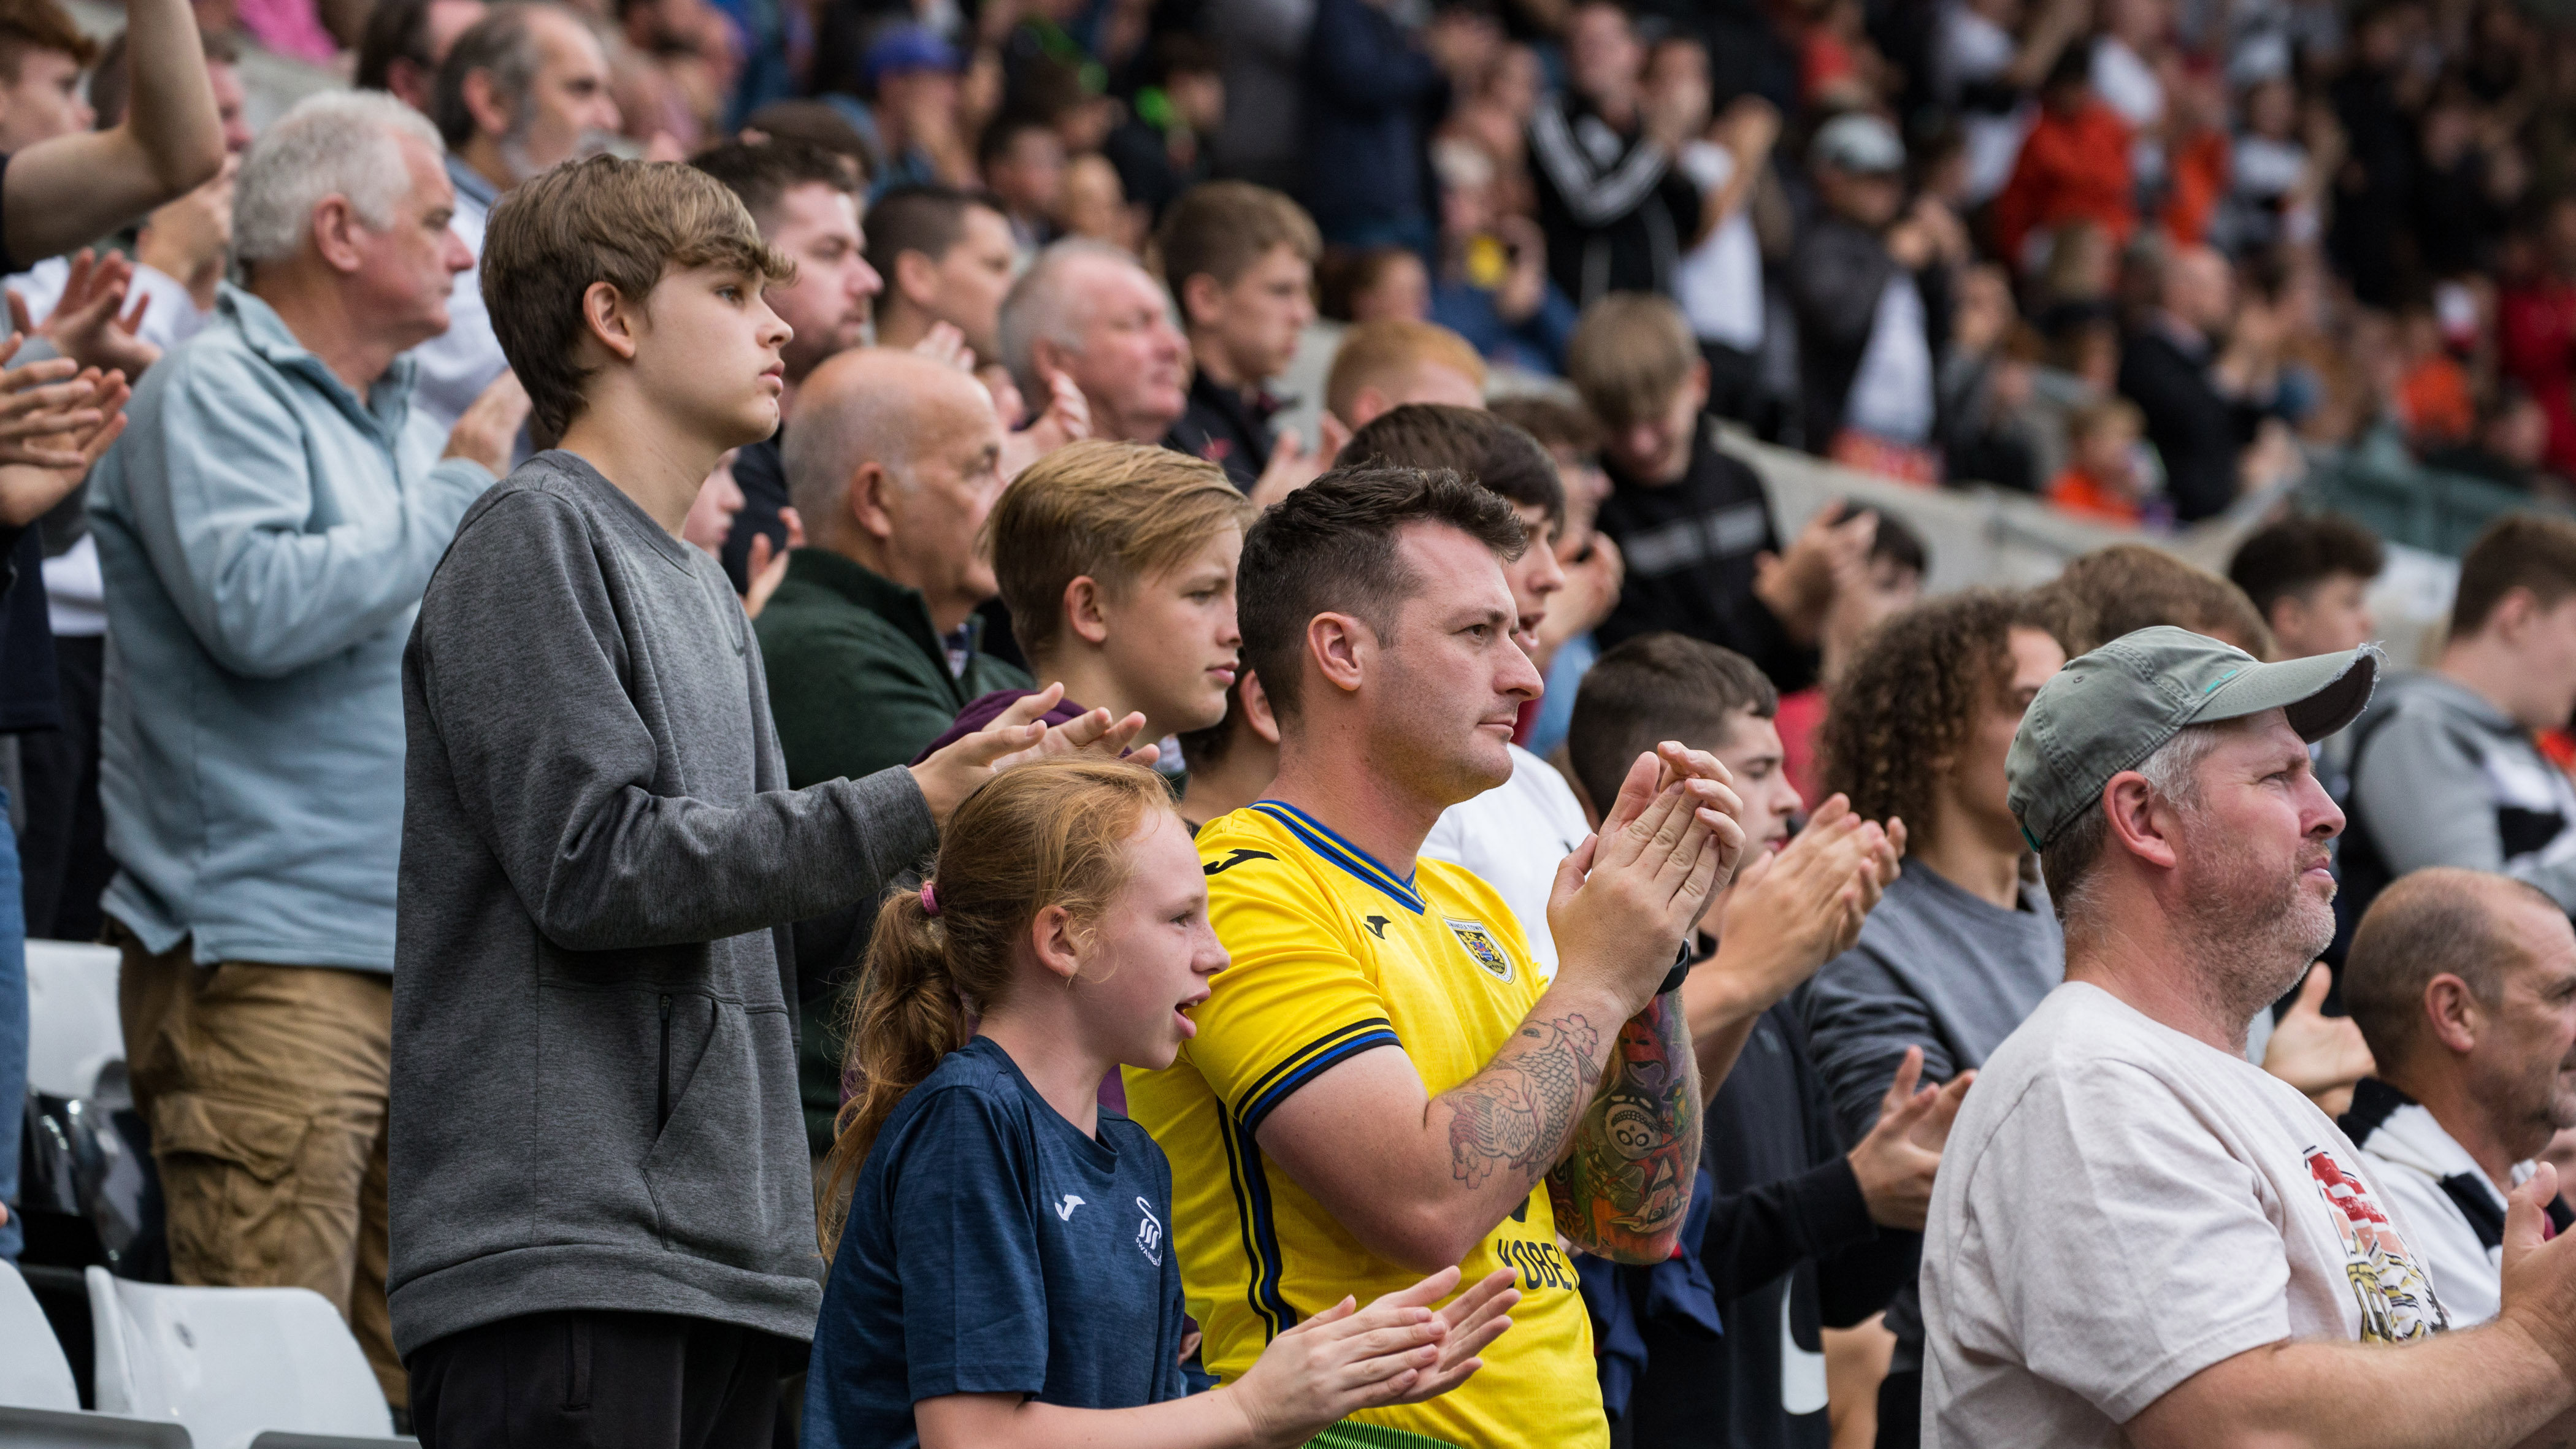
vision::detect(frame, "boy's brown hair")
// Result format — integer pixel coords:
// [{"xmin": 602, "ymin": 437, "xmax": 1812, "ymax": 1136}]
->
[
  {"xmin": 482, "ymin": 155, "xmax": 794, "ymax": 446},
  {"xmin": 1568, "ymin": 633, "xmax": 1777, "ymax": 816},
  {"xmin": 2035, "ymin": 543, "xmax": 2274, "ymax": 658},
  {"xmin": 1154, "ymin": 181, "xmax": 1320, "ymax": 322},
  {"xmin": 2450, "ymin": 513, "xmax": 2576, "ymax": 639},
  {"xmin": 1566, "ymin": 292, "xmax": 1698, "ymax": 430},
  {"xmin": 989, "ymin": 440, "xmax": 1255, "ymax": 660},
  {"xmin": 1323, "ymin": 318, "xmax": 1487, "ymax": 421},
  {"xmin": 2066, "ymin": 397, "xmax": 2144, "ymax": 445},
  {"xmin": 0, "ymin": 0, "xmax": 94, "ymax": 81}
]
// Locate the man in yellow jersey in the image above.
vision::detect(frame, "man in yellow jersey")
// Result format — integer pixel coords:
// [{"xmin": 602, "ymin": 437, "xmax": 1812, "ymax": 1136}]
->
[{"xmin": 1127, "ymin": 466, "xmax": 1748, "ymax": 1448}]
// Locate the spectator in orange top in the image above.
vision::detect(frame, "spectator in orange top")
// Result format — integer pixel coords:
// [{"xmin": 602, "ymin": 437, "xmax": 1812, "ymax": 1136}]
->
[
  {"xmin": 2160, "ymin": 64, "xmax": 2230, "ymax": 247},
  {"xmin": 2395, "ymin": 302, "xmax": 2476, "ymax": 448},
  {"xmin": 1992, "ymin": 47, "xmax": 2134, "ymax": 273},
  {"xmin": 2046, "ymin": 397, "xmax": 2150, "ymax": 526}
]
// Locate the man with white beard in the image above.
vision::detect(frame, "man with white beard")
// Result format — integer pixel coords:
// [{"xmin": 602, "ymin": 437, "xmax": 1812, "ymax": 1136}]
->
[
  {"xmin": 1922, "ymin": 625, "xmax": 2576, "ymax": 1449},
  {"xmin": 413, "ymin": 1, "xmax": 618, "ymax": 431}
]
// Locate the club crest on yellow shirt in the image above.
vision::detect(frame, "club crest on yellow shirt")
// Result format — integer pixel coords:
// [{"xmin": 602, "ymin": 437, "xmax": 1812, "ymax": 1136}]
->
[{"xmin": 1446, "ymin": 918, "xmax": 1514, "ymax": 983}]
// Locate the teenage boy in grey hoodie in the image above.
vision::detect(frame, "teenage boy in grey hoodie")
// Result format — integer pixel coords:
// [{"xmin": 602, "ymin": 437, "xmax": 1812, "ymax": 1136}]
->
[
  {"xmin": 389, "ymin": 156, "xmax": 1149, "ymax": 1447},
  {"xmin": 2340, "ymin": 514, "xmax": 2576, "ymax": 946}
]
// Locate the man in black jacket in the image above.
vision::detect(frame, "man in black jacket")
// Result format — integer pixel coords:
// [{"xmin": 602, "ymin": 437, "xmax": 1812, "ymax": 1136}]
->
[
  {"xmin": 1786, "ymin": 112, "xmax": 1961, "ymax": 466},
  {"xmin": 2117, "ymin": 242, "xmax": 2274, "ymax": 522}
]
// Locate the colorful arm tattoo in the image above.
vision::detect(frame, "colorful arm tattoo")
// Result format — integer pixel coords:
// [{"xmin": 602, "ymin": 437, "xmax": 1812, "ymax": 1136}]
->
[{"xmin": 1547, "ymin": 988, "xmax": 1702, "ymax": 1264}]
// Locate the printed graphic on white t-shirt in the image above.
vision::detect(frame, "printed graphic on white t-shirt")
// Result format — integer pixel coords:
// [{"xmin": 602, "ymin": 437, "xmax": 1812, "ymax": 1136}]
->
[{"xmin": 2304, "ymin": 1145, "xmax": 2448, "ymax": 1342}]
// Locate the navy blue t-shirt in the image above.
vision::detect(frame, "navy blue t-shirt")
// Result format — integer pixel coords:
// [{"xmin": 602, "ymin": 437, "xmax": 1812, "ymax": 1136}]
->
[{"xmin": 802, "ymin": 1036, "xmax": 1189, "ymax": 1448}]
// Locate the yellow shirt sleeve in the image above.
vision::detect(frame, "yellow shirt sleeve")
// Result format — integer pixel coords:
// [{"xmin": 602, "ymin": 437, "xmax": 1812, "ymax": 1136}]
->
[{"xmin": 1187, "ymin": 851, "xmax": 1404, "ymax": 1136}]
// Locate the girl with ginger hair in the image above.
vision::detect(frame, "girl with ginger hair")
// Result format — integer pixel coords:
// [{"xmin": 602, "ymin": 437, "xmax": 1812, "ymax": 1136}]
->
[{"xmin": 806, "ymin": 757, "xmax": 1517, "ymax": 1448}]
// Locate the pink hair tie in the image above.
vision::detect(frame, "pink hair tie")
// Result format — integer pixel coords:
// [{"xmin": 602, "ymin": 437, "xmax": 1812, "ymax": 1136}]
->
[{"xmin": 919, "ymin": 881, "xmax": 941, "ymax": 917}]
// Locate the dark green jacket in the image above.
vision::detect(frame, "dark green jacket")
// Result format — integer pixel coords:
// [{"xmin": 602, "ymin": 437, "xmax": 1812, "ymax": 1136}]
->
[
  {"xmin": 753, "ymin": 549, "xmax": 1030, "ymax": 1153},
  {"xmin": 754, "ymin": 549, "xmax": 1032, "ymax": 789}
]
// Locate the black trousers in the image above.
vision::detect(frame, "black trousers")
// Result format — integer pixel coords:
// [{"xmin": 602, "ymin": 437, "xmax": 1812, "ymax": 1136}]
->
[
  {"xmin": 410, "ymin": 1309, "xmax": 797, "ymax": 1449},
  {"xmin": 1876, "ymin": 1367, "xmax": 1921, "ymax": 1449},
  {"xmin": 20, "ymin": 633, "xmax": 109, "ymax": 941}
]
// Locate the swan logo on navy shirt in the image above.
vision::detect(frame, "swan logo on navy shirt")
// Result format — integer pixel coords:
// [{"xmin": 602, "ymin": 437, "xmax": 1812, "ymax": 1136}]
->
[
  {"xmin": 1135, "ymin": 1197, "xmax": 1165, "ymax": 1266},
  {"xmin": 1054, "ymin": 1193, "xmax": 1085, "ymax": 1221}
]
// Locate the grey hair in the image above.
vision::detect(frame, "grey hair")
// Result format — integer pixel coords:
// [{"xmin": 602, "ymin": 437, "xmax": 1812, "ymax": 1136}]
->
[
  {"xmin": 2040, "ymin": 721, "xmax": 2224, "ymax": 929},
  {"xmin": 431, "ymin": 3, "xmax": 551, "ymax": 150},
  {"xmin": 996, "ymin": 238, "xmax": 1137, "ymax": 397},
  {"xmin": 234, "ymin": 91, "xmax": 443, "ymax": 266}
]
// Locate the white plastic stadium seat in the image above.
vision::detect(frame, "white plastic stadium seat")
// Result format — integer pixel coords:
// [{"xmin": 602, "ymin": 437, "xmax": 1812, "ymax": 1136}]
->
[
  {"xmin": 27, "ymin": 939, "xmax": 126, "ymax": 1100},
  {"xmin": 86, "ymin": 1267, "xmax": 415, "ymax": 1449},
  {"xmin": 0, "ymin": 1261, "xmax": 190, "ymax": 1447}
]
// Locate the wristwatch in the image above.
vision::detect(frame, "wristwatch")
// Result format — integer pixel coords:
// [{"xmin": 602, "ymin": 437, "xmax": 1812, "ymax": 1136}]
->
[{"xmin": 1657, "ymin": 939, "xmax": 1693, "ymax": 998}]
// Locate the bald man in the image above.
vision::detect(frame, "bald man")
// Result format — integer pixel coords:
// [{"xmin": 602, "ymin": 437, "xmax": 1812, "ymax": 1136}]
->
[
  {"xmin": 755, "ymin": 347, "xmax": 1030, "ymax": 1154},
  {"xmin": 2340, "ymin": 868, "xmax": 2576, "ymax": 1326},
  {"xmin": 997, "ymin": 238, "xmax": 1189, "ymax": 444}
]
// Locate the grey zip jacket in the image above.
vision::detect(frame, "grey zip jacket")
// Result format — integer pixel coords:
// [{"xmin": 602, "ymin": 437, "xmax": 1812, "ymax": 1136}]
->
[{"xmin": 387, "ymin": 451, "xmax": 935, "ymax": 1356}]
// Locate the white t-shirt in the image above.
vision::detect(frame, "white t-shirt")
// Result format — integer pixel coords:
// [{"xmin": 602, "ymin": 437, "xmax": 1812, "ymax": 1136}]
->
[
  {"xmin": 1420, "ymin": 742, "xmax": 1590, "ymax": 982},
  {"xmin": 1922, "ymin": 982, "xmax": 2451, "ymax": 1448},
  {"xmin": 1674, "ymin": 140, "xmax": 1764, "ymax": 353},
  {"xmin": 2348, "ymin": 1087, "xmax": 2532, "ymax": 1328},
  {"xmin": 1842, "ymin": 275, "xmax": 1935, "ymax": 446}
]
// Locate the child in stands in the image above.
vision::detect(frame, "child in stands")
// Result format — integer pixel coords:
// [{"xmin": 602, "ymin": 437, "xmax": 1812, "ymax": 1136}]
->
[{"xmin": 805, "ymin": 757, "xmax": 1517, "ymax": 1448}]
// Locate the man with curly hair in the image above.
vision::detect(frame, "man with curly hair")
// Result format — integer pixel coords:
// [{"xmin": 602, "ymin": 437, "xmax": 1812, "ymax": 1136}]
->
[{"xmin": 1798, "ymin": 587, "xmax": 2072, "ymax": 1447}]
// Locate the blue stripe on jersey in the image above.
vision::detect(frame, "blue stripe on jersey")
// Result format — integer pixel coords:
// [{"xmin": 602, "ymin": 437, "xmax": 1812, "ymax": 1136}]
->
[
  {"xmin": 1216, "ymin": 1108, "xmax": 1298, "ymax": 1339},
  {"xmin": 1241, "ymin": 1029, "xmax": 1403, "ymax": 1136},
  {"xmin": 1250, "ymin": 801, "xmax": 1426, "ymax": 914}
]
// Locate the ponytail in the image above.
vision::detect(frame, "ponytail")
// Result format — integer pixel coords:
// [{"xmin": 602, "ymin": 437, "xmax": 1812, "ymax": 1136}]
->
[{"xmin": 816, "ymin": 756, "xmax": 1177, "ymax": 1256}]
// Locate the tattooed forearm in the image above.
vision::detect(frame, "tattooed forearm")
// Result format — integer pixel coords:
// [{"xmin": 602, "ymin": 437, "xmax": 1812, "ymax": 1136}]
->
[
  {"xmin": 1549, "ymin": 989, "xmax": 1702, "ymax": 1263},
  {"xmin": 1441, "ymin": 1012, "xmax": 1605, "ymax": 1203}
]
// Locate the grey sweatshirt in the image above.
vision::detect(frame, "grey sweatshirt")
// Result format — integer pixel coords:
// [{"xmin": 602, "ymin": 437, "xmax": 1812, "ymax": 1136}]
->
[
  {"xmin": 1796, "ymin": 862, "xmax": 2064, "ymax": 1369},
  {"xmin": 387, "ymin": 451, "xmax": 937, "ymax": 1356},
  {"xmin": 2343, "ymin": 670, "xmax": 2576, "ymax": 914}
]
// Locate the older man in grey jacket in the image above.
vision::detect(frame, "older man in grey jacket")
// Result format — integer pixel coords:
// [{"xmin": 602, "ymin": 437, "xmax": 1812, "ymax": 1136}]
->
[{"xmin": 87, "ymin": 90, "xmax": 524, "ymax": 1407}]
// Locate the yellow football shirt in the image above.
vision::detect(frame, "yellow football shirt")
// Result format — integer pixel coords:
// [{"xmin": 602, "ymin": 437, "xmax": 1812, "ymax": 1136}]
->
[{"xmin": 1126, "ymin": 801, "xmax": 1608, "ymax": 1449}]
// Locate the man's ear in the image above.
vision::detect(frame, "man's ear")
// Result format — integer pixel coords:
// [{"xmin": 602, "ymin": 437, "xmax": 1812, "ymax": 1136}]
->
[
  {"xmin": 892, "ymin": 250, "xmax": 940, "ymax": 308},
  {"xmin": 2423, "ymin": 973, "xmax": 2483, "ymax": 1056},
  {"xmin": 848, "ymin": 461, "xmax": 897, "ymax": 542},
  {"xmin": 1179, "ymin": 272, "xmax": 1224, "ymax": 331},
  {"xmin": 1306, "ymin": 611, "xmax": 1372, "ymax": 697},
  {"xmin": 581, "ymin": 280, "xmax": 642, "ymax": 363},
  {"xmin": 459, "ymin": 67, "xmax": 515, "ymax": 143},
  {"xmin": 1683, "ymin": 359, "xmax": 1712, "ymax": 411},
  {"xmin": 1240, "ymin": 668, "xmax": 1282, "ymax": 746},
  {"xmin": 2101, "ymin": 771, "xmax": 2182, "ymax": 873},
  {"xmin": 1347, "ymin": 388, "xmax": 1389, "ymax": 430},
  {"xmin": 1064, "ymin": 575, "xmax": 1111, "ymax": 647},
  {"xmin": 309, "ymin": 194, "xmax": 367, "ymax": 274},
  {"xmin": 2267, "ymin": 594, "xmax": 2306, "ymax": 644},
  {"xmin": 2491, "ymin": 586, "xmax": 2542, "ymax": 644}
]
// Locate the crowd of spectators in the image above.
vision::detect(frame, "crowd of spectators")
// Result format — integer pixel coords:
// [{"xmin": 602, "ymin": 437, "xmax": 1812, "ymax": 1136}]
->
[{"xmin": 15, "ymin": 0, "xmax": 2576, "ymax": 1447}]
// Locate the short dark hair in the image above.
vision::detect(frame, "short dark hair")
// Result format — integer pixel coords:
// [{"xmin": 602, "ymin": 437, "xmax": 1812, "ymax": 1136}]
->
[
  {"xmin": 356, "ymin": 0, "xmax": 441, "ymax": 93},
  {"xmin": 740, "ymin": 99, "xmax": 872, "ymax": 173},
  {"xmin": 1341, "ymin": 404, "xmax": 1565, "ymax": 526},
  {"xmin": 1858, "ymin": 503, "xmax": 1928, "ymax": 577},
  {"xmin": 2451, "ymin": 513, "xmax": 2576, "ymax": 639},
  {"xmin": 689, "ymin": 136, "xmax": 860, "ymax": 229},
  {"xmin": 1490, "ymin": 396, "xmax": 1600, "ymax": 457},
  {"xmin": 1154, "ymin": 181, "xmax": 1320, "ymax": 312},
  {"xmin": 1568, "ymin": 634, "xmax": 1777, "ymax": 812},
  {"xmin": 2226, "ymin": 514, "xmax": 2386, "ymax": 622},
  {"xmin": 864, "ymin": 184, "xmax": 1005, "ymax": 311},
  {"xmin": 976, "ymin": 109, "xmax": 1057, "ymax": 169},
  {"xmin": 434, "ymin": 3, "xmax": 549, "ymax": 150},
  {"xmin": 1238, "ymin": 465, "xmax": 1528, "ymax": 724}
]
